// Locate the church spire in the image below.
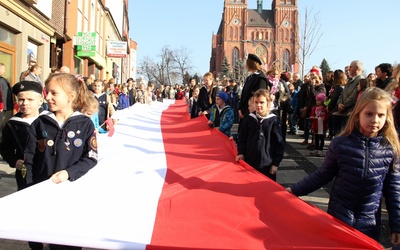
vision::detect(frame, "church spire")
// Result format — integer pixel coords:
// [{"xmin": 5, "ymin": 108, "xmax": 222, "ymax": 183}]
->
[{"xmin": 257, "ymin": 0, "xmax": 263, "ymax": 14}]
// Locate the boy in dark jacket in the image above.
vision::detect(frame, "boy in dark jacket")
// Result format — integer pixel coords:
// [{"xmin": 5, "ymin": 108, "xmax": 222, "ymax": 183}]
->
[{"xmin": 0, "ymin": 81, "xmax": 43, "ymax": 190}]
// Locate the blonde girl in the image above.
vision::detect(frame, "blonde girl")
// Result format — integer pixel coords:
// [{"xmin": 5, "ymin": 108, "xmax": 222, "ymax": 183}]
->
[
  {"xmin": 197, "ymin": 72, "xmax": 217, "ymax": 117},
  {"xmin": 137, "ymin": 83, "xmax": 145, "ymax": 104},
  {"xmin": 82, "ymin": 93, "xmax": 107, "ymax": 134},
  {"xmin": 24, "ymin": 73, "xmax": 98, "ymax": 186},
  {"xmin": 288, "ymin": 87, "xmax": 400, "ymax": 244}
]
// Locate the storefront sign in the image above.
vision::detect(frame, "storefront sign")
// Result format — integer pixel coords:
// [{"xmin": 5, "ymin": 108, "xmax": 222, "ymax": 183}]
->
[
  {"xmin": 76, "ymin": 32, "xmax": 96, "ymax": 51},
  {"xmin": 107, "ymin": 41, "xmax": 127, "ymax": 58}
]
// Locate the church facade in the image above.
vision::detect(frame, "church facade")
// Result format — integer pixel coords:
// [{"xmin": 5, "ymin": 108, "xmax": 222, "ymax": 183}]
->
[{"xmin": 210, "ymin": 0, "xmax": 299, "ymax": 77}]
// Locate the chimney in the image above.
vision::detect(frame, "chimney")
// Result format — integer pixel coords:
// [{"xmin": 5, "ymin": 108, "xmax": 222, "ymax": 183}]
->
[{"xmin": 257, "ymin": 0, "xmax": 263, "ymax": 15}]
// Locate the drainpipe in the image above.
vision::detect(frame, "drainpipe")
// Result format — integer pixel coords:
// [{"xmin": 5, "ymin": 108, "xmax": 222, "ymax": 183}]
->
[{"xmin": 63, "ymin": 0, "xmax": 69, "ymax": 42}]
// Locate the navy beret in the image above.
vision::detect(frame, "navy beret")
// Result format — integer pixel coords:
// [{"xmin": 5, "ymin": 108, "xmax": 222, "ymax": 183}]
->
[
  {"xmin": 12, "ymin": 81, "xmax": 43, "ymax": 96},
  {"xmin": 248, "ymin": 53, "xmax": 262, "ymax": 65}
]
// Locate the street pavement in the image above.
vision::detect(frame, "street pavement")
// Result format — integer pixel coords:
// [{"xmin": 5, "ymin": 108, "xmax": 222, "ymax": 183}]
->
[{"xmin": 0, "ymin": 128, "xmax": 392, "ymax": 249}]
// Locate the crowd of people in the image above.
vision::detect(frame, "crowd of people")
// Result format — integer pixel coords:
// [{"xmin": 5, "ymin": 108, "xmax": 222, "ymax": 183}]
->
[
  {"xmin": 185, "ymin": 55, "xmax": 400, "ymax": 247},
  {"xmin": 1, "ymin": 56, "xmax": 400, "ymax": 248}
]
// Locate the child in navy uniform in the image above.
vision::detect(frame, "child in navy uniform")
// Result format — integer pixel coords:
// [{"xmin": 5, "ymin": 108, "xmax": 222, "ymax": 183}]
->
[
  {"xmin": 24, "ymin": 73, "xmax": 98, "ymax": 186},
  {"xmin": 236, "ymin": 89, "xmax": 285, "ymax": 181},
  {"xmin": 0, "ymin": 81, "xmax": 43, "ymax": 190},
  {"xmin": 24, "ymin": 73, "xmax": 97, "ymax": 249},
  {"xmin": 25, "ymin": 73, "xmax": 97, "ymax": 188}
]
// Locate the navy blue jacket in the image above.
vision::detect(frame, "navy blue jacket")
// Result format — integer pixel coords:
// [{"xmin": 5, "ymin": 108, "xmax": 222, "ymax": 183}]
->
[
  {"xmin": 237, "ymin": 113, "xmax": 284, "ymax": 169},
  {"xmin": 291, "ymin": 130, "xmax": 400, "ymax": 240},
  {"xmin": 0, "ymin": 113, "xmax": 38, "ymax": 189},
  {"xmin": 24, "ymin": 111, "xmax": 98, "ymax": 185}
]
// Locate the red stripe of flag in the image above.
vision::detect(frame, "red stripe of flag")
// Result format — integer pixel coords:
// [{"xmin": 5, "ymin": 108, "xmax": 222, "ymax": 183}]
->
[{"xmin": 148, "ymin": 100, "xmax": 382, "ymax": 250}]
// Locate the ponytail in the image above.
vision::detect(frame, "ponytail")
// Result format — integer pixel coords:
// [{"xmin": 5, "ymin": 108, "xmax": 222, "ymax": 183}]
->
[{"xmin": 74, "ymin": 74, "xmax": 90, "ymax": 112}]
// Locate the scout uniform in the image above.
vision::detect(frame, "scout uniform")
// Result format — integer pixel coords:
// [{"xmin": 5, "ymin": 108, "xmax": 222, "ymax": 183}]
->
[
  {"xmin": 0, "ymin": 81, "xmax": 43, "ymax": 190},
  {"xmin": 24, "ymin": 111, "xmax": 98, "ymax": 185}
]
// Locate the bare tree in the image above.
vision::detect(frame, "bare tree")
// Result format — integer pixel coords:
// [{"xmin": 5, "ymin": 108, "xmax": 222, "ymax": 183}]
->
[
  {"xmin": 298, "ymin": 7, "xmax": 323, "ymax": 78},
  {"xmin": 171, "ymin": 46, "xmax": 193, "ymax": 85},
  {"xmin": 139, "ymin": 56, "xmax": 156, "ymax": 83},
  {"xmin": 139, "ymin": 45, "xmax": 194, "ymax": 86}
]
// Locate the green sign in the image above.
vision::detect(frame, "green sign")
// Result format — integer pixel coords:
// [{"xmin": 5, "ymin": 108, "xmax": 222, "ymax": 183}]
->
[{"xmin": 76, "ymin": 32, "xmax": 96, "ymax": 51}]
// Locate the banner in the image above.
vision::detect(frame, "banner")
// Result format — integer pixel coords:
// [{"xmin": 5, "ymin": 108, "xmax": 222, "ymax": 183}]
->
[{"xmin": 0, "ymin": 101, "xmax": 383, "ymax": 249}]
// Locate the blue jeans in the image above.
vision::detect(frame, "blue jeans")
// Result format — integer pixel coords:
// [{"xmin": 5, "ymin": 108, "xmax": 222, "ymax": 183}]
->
[{"xmin": 288, "ymin": 113, "xmax": 298, "ymax": 133}]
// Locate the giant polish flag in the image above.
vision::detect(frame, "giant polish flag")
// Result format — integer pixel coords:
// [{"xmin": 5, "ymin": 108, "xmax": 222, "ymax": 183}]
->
[{"xmin": 0, "ymin": 101, "xmax": 383, "ymax": 249}]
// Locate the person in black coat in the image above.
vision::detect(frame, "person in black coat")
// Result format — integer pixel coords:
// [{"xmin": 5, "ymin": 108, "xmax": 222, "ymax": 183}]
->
[
  {"xmin": 300, "ymin": 67, "xmax": 325, "ymax": 146},
  {"xmin": 197, "ymin": 72, "xmax": 217, "ymax": 119},
  {"xmin": 238, "ymin": 54, "xmax": 268, "ymax": 132}
]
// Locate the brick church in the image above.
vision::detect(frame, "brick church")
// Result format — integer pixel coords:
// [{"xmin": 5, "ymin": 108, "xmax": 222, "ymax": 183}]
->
[{"xmin": 210, "ymin": 0, "xmax": 299, "ymax": 77}]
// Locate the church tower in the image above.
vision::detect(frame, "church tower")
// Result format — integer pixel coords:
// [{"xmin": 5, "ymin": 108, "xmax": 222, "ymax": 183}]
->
[
  {"xmin": 210, "ymin": 0, "xmax": 299, "ymax": 78},
  {"xmin": 272, "ymin": 0, "xmax": 298, "ymax": 72}
]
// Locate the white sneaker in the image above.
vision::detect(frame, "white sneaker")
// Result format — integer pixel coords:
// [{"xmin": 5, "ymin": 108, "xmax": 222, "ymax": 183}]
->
[{"xmin": 310, "ymin": 150, "xmax": 318, "ymax": 156}]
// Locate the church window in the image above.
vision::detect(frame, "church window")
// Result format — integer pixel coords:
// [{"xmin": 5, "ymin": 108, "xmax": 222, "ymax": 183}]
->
[
  {"xmin": 232, "ymin": 47, "xmax": 239, "ymax": 68},
  {"xmin": 230, "ymin": 27, "xmax": 233, "ymax": 40},
  {"xmin": 259, "ymin": 32, "xmax": 263, "ymax": 40},
  {"xmin": 282, "ymin": 49, "xmax": 290, "ymax": 72},
  {"xmin": 235, "ymin": 27, "xmax": 238, "ymax": 40},
  {"xmin": 255, "ymin": 45, "xmax": 267, "ymax": 60}
]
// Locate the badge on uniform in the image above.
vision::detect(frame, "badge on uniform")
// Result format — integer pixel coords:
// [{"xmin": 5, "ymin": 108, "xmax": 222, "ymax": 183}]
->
[
  {"xmin": 38, "ymin": 139, "xmax": 46, "ymax": 152},
  {"xmin": 67, "ymin": 131, "xmax": 75, "ymax": 138},
  {"xmin": 47, "ymin": 140, "xmax": 54, "ymax": 147},
  {"xmin": 73, "ymin": 138, "xmax": 83, "ymax": 148},
  {"xmin": 90, "ymin": 135, "xmax": 97, "ymax": 150}
]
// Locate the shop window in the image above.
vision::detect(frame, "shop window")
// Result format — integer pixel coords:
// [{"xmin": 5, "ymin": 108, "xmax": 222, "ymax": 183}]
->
[
  {"xmin": 0, "ymin": 26, "xmax": 15, "ymax": 45},
  {"xmin": 27, "ymin": 41, "xmax": 38, "ymax": 64},
  {"xmin": 0, "ymin": 26, "xmax": 16, "ymax": 84}
]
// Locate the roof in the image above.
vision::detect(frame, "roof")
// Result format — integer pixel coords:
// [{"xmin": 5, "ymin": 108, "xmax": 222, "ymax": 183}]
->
[{"xmin": 248, "ymin": 9, "xmax": 274, "ymax": 27}]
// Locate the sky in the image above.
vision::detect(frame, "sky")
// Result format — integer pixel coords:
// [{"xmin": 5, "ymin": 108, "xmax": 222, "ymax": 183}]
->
[{"xmin": 128, "ymin": 0, "xmax": 400, "ymax": 79}]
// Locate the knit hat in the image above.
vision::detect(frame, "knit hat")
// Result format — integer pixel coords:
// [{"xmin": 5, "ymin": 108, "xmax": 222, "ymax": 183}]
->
[
  {"xmin": 12, "ymin": 81, "xmax": 43, "ymax": 96},
  {"xmin": 248, "ymin": 54, "xmax": 262, "ymax": 65},
  {"xmin": 316, "ymin": 93, "xmax": 327, "ymax": 102},
  {"xmin": 217, "ymin": 91, "xmax": 228, "ymax": 103}
]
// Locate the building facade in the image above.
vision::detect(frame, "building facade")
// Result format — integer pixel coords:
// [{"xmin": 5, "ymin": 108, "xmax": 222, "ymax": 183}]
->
[
  {"xmin": 0, "ymin": 0, "xmax": 134, "ymax": 87},
  {"xmin": 0, "ymin": 0, "xmax": 56, "ymax": 84},
  {"xmin": 210, "ymin": 0, "xmax": 299, "ymax": 77}
]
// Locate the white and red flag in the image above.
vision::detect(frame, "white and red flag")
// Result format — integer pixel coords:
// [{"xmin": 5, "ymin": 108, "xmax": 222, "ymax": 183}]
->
[{"xmin": 0, "ymin": 101, "xmax": 383, "ymax": 249}]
